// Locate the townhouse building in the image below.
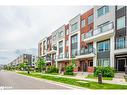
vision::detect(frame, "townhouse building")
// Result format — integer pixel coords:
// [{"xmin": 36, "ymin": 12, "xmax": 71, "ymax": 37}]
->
[
  {"xmin": 8, "ymin": 54, "xmax": 37, "ymax": 68},
  {"xmin": 38, "ymin": 6, "xmax": 127, "ymax": 73}
]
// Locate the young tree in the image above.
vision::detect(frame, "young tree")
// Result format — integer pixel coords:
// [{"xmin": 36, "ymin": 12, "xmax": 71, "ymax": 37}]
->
[
  {"xmin": 72, "ymin": 58, "xmax": 77, "ymax": 68},
  {"xmin": 36, "ymin": 57, "xmax": 46, "ymax": 73},
  {"xmin": 18, "ymin": 63, "xmax": 27, "ymax": 71}
]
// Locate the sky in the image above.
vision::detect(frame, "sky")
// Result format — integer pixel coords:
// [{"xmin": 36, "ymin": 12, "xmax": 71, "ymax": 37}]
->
[{"xmin": 0, "ymin": 6, "xmax": 92, "ymax": 65}]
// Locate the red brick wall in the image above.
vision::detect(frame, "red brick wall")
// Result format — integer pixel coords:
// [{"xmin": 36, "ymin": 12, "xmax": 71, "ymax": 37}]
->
[{"xmin": 80, "ymin": 8, "xmax": 94, "ymax": 48}]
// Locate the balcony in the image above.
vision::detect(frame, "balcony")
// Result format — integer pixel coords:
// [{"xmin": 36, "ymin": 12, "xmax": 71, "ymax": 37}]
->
[
  {"xmin": 76, "ymin": 47, "xmax": 96, "ymax": 59},
  {"xmin": 57, "ymin": 53, "xmax": 69, "ymax": 61},
  {"xmin": 114, "ymin": 36, "xmax": 127, "ymax": 54},
  {"xmin": 84, "ymin": 22, "xmax": 114, "ymax": 42},
  {"xmin": 46, "ymin": 46, "xmax": 57, "ymax": 54}
]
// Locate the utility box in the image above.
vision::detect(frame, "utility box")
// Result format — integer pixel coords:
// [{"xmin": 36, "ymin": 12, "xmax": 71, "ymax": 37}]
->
[{"xmin": 98, "ymin": 73, "xmax": 102, "ymax": 84}]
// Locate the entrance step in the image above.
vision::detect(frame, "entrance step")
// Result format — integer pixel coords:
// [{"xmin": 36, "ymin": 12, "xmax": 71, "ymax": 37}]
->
[
  {"xmin": 114, "ymin": 72, "xmax": 125, "ymax": 78},
  {"xmin": 113, "ymin": 72, "xmax": 126, "ymax": 83}
]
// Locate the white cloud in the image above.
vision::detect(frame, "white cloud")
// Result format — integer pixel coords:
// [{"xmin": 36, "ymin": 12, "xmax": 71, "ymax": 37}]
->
[{"xmin": 0, "ymin": 6, "xmax": 92, "ymax": 64}]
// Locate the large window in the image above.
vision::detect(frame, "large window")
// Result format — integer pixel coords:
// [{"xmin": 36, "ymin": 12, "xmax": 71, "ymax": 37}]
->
[
  {"xmin": 116, "ymin": 37, "xmax": 125, "ymax": 49},
  {"xmin": 97, "ymin": 40, "xmax": 110, "ymax": 52},
  {"xmin": 59, "ymin": 31, "xmax": 64, "ymax": 37},
  {"xmin": 81, "ymin": 19, "xmax": 85, "ymax": 28},
  {"xmin": 117, "ymin": 6, "xmax": 124, "ymax": 10},
  {"xmin": 98, "ymin": 58, "xmax": 110, "ymax": 67},
  {"xmin": 88, "ymin": 15, "xmax": 93, "ymax": 25},
  {"xmin": 59, "ymin": 41, "xmax": 63, "ymax": 54},
  {"xmin": 71, "ymin": 34, "xmax": 78, "ymax": 57},
  {"xmin": 97, "ymin": 6, "xmax": 109, "ymax": 17},
  {"xmin": 117, "ymin": 16, "xmax": 125, "ymax": 30},
  {"xmin": 71, "ymin": 22, "xmax": 78, "ymax": 31}
]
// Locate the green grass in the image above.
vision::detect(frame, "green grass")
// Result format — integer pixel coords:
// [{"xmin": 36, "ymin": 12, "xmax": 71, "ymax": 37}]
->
[
  {"xmin": 86, "ymin": 74, "xmax": 113, "ymax": 80},
  {"xmin": 18, "ymin": 72, "xmax": 127, "ymax": 89}
]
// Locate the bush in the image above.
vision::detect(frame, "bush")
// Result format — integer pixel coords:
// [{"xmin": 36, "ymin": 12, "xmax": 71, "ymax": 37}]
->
[
  {"xmin": 64, "ymin": 65, "xmax": 74, "ymax": 75},
  {"xmin": 94, "ymin": 66, "xmax": 114, "ymax": 77},
  {"xmin": 46, "ymin": 66, "xmax": 59, "ymax": 73}
]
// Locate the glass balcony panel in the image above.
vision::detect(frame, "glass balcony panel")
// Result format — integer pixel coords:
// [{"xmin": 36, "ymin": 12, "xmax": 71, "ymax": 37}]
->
[{"xmin": 93, "ymin": 28, "xmax": 101, "ymax": 35}]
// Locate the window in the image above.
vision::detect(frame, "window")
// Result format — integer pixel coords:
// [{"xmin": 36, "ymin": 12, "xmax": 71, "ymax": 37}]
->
[
  {"xmin": 59, "ymin": 31, "xmax": 64, "ymax": 37},
  {"xmin": 84, "ymin": 30, "xmax": 92, "ymax": 38},
  {"xmin": 98, "ymin": 58, "xmax": 110, "ymax": 67},
  {"xmin": 65, "ymin": 40, "xmax": 69, "ymax": 46},
  {"xmin": 117, "ymin": 6, "xmax": 124, "ymax": 10},
  {"xmin": 88, "ymin": 15, "xmax": 93, "ymax": 25},
  {"xmin": 53, "ymin": 35, "xmax": 56, "ymax": 41},
  {"xmin": 97, "ymin": 40, "xmax": 110, "ymax": 52},
  {"xmin": 97, "ymin": 6, "xmax": 109, "ymax": 17},
  {"xmin": 116, "ymin": 37, "xmax": 125, "ymax": 49},
  {"xmin": 117, "ymin": 16, "xmax": 125, "ymax": 30},
  {"xmin": 81, "ymin": 19, "xmax": 85, "ymax": 28},
  {"xmin": 66, "ymin": 29, "xmax": 69, "ymax": 35},
  {"xmin": 71, "ymin": 22, "xmax": 78, "ymax": 31},
  {"xmin": 81, "ymin": 33, "xmax": 84, "ymax": 41},
  {"xmin": 71, "ymin": 34, "xmax": 78, "ymax": 57},
  {"xmin": 59, "ymin": 41, "xmax": 63, "ymax": 54}
]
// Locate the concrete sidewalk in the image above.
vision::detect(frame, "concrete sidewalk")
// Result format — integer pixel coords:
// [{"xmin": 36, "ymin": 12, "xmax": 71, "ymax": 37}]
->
[{"xmin": 40, "ymin": 73, "xmax": 127, "ymax": 85}]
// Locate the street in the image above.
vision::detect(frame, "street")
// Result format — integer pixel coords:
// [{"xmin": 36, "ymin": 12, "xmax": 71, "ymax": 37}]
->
[{"xmin": 0, "ymin": 71, "xmax": 73, "ymax": 90}]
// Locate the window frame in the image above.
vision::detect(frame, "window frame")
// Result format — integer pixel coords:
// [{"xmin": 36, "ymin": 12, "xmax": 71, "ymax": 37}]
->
[{"xmin": 117, "ymin": 16, "xmax": 126, "ymax": 30}]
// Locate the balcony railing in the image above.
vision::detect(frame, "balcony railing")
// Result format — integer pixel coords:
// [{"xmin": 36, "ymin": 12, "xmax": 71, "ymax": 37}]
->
[
  {"xmin": 77, "ymin": 47, "xmax": 95, "ymax": 56},
  {"xmin": 84, "ymin": 22, "xmax": 114, "ymax": 39},
  {"xmin": 115, "ymin": 36, "xmax": 127, "ymax": 49},
  {"xmin": 46, "ymin": 57, "xmax": 51, "ymax": 61},
  {"xmin": 58, "ymin": 54, "xmax": 64, "ymax": 59},
  {"xmin": 58, "ymin": 53, "xmax": 69, "ymax": 59}
]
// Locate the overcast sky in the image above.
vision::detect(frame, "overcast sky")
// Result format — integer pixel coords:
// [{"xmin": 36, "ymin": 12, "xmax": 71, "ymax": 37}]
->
[{"xmin": 0, "ymin": 6, "xmax": 92, "ymax": 65}]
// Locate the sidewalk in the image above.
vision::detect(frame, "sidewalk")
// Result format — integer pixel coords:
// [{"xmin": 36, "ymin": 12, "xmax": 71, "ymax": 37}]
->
[{"xmin": 41, "ymin": 73, "xmax": 127, "ymax": 85}]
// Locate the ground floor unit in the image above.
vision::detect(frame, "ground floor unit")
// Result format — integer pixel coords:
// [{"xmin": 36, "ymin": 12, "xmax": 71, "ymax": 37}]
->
[{"xmin": 44, "ymin": 52, "xmax": 127, "ymax": 73}]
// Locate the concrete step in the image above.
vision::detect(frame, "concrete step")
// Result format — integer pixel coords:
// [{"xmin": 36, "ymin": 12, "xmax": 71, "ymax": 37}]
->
[{"xmin": 114, "ymin": 72, "xmax": 125, "ymax": 79}]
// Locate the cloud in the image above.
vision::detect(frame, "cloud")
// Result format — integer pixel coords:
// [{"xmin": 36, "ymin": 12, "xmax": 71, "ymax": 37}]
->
[{"xmin": 0, "ymin": 6, "xmax": 92, "ymax": 64}]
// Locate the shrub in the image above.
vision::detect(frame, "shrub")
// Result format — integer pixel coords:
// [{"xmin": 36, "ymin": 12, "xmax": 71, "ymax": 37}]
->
[
  {"xmin": 64, "ymin": 65, "xmax": 74, "ymax": 75},
  {"xmin": 46, "ymin": 66, "xmax": 59, "ymax": 73},
  {"xmin": 94, "ymin": 66, "xmax": 114, "ymax": 77}
]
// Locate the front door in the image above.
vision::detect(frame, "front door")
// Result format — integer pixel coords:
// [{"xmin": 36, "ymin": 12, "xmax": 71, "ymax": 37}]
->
[
  {"xmin": 83, "ymin": 63, "xmax": 88, "ymax": 72},
  {"xmin": 117, "ymin": 58, "xmax": 126, "ymax": 71}
]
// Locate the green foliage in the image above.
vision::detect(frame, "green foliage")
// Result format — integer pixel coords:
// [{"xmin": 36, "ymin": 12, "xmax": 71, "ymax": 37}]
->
[
  {"xmin": 36, "ymin": 57, "xmax": 46, "ymax": 72},
  {"xmin": 94, "ymin": 66, "xmax": 114, "ymax": 77},
  {"xmin": 64, "ymin": 65, "xmax": 74, "ymax": 75},
  {"xmin": 18, "ymin": 63, "xmax": 27, "ymax": 71},
  {"xmin": 46, "ymin": 66, "xmax": 59, "ymax": 73},
  {"xmin": 72, "ymin": 58, "xmax": 77, "ymax": 68}
]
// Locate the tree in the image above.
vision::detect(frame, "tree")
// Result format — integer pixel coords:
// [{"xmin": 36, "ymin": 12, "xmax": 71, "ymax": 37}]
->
[
  {"xmin": 36, "ymin": 57, "xmax": 46, "ymax": 73},
  {"xmin": 18, "ymin": 63, "xmax": 27, "ymax": 71}
]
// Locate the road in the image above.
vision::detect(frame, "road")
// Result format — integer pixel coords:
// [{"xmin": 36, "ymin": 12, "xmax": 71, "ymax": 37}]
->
[{"xmin": 0, "ymin": 71, "xmax": 73, "ymax": 90}]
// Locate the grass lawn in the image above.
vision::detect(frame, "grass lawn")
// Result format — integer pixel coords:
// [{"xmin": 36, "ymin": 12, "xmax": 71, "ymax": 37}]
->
[
  {"xmin": 86, "ymin": 74, "xmax": 113, "ymax": 80},
  {"xmin": 17, "ymin": 71, "xmax": 127, "ymax": 89}
]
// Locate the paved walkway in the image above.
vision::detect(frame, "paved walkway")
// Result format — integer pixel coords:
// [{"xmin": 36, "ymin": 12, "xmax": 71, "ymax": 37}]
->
[{"xmin": 40, "ymin": 73, "xmax": 127, "ymax": 85}]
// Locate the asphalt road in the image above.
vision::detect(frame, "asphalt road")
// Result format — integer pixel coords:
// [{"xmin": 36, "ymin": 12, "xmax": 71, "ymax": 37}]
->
[{"xmin": 0, "ymin": 71, "xmax": 73, "ymax": 90}]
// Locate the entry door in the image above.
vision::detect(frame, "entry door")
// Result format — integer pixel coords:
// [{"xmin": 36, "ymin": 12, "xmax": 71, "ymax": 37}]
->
[
  {"xmin": 83, "ymin": 63, "xmax": 88, "ymax": 72},
  {"xmin": 117, "ymin": 58, "xmax": 126, "ymax": 71}
]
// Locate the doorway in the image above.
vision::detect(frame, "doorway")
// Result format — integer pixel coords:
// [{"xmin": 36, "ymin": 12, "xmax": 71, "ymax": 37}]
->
[
  {"xmin": 80, "ymin": 61, "xmax": 87, "ymax": 72},
  {"xmin": 117, "ymin": 58, "xmax": 126, "ymax": 71}
]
